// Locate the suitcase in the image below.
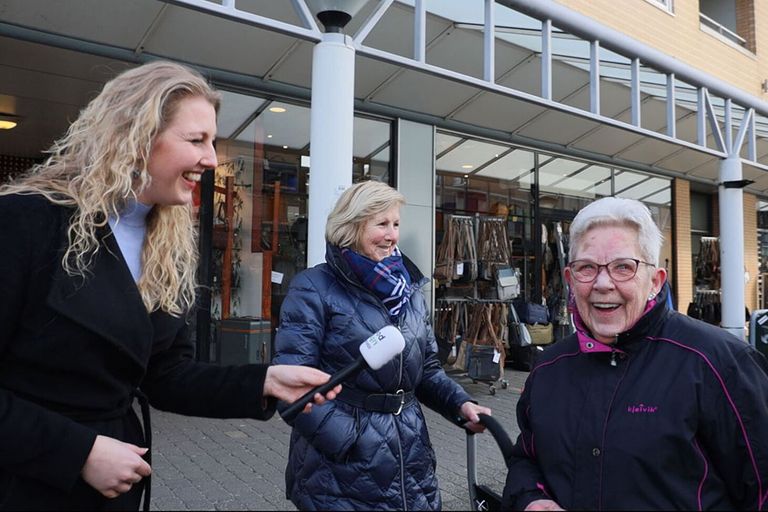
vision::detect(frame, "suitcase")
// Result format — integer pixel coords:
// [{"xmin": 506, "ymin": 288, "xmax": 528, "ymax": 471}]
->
[{"xmin": 216, "ymin": 317, "xmax": 271, "ymax": 365}]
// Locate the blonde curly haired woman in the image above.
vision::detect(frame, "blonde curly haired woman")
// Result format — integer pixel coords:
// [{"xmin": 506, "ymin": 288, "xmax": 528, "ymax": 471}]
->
[{"xmin": 0, "ymin": 60, "xmax": 338, "ymax": 511}]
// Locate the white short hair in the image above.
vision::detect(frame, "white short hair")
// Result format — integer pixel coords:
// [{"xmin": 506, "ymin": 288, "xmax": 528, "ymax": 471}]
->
[{"xmin": 568, "ymin": 197, "xmax": 663, "ymax": 265}]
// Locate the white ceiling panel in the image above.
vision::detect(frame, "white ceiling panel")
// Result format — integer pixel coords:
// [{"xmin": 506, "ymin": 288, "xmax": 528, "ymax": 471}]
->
[
  {"xmin": 450, "ymin": 92, "xmax": 546, "ymax": 133},
  {"xmin": 437, "ymin": 138, "xmax": 505, "ymax": 173},
  {"xmin": 353, "ymin": 117, "xmax": 390, "ymax": 158},
  {"xmin": 516, "ymin": 110, "xmax": 602, "ymax": 146},
  {"xmin": 266, "ymin": 41, "xmax": 314, "ymax": 88},
  {"xmin": 686, "ymin": 159, "xmax": 720, "ymax": 181},
  {"xmin": 0, "ymin": 0, "xmax": 163, "ymax": 48},
  {"xmin": 235, "ymin": 101, "xmax": 310, "ymax": 150},
  {"xmin": 496, "ymin": 57, "xmax": 542, "ymax": 97},
  {"xmin": 426, "ymin": 27, "xmax": 487, "ymax": 80},
  {"xmin": 367, "ymin": 69, "xmax": 480, "ymax": 117},
  {"xmin": 656, "ymin": 149, "xmax": 715, "ymax": 173},
  {"xmin": 475, "ymin": 149, "xmax": 535, "ymax": 180},
  {"xmin": 143, "ymin": 6, "xmax": 298, "ymax": 77},
  {"xmin": 217, "ymin": 90, "xmax": 266, "ymax": 139},
  {"xmin": 617, "ymin": 138, "xmax": 683, "ymax": 165}
]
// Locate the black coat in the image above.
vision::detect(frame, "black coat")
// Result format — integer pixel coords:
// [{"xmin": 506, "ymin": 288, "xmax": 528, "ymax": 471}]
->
[
  {"xmin": 0, "ymin": 194, "xmax": 274, "ymax": 509},
  {"xmin": 503, "ymin": 285, "xmax": 768, "ymax": 510}
]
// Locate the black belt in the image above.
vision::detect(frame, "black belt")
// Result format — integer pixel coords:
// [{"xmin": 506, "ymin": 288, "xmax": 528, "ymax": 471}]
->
[
  {"xmin": 132, "ymin": 389, "xmax": 152, "ymax": 512},
  {"xmin": 338, "ymin": 387, "xmax": 415, "ymax": 415}
]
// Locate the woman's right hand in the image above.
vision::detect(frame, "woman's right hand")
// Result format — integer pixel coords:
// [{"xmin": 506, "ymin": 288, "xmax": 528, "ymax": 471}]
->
[
  {"xmin": 81, "ymin": 435, "xmax": 152, "ymax": 498},
  {"xmin": 525, "ymin": 499, "xmax": 565, "ymax": 511}
]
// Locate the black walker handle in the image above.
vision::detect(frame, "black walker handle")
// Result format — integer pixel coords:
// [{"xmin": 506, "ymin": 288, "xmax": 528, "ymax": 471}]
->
[{"xmin": 466, "ymin": 413, "xmax": 514, "ymax": 469}]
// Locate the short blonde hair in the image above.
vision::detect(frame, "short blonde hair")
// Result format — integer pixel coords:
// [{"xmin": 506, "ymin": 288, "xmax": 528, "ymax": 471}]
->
[{"xmin": 325, "ymin": 180, "xmax": 405, "ymax": 249}]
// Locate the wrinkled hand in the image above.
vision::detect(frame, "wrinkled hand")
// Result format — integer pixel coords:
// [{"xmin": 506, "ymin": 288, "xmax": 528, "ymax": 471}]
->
[
  {"xmin": 81, "ymin": 435, "xmax": 151, "ymax": 498},
  {"xmin": 459, "ymin": 402, "xmax": 492, "ymax": 433},
  {"xmin": 265, "ymin": 365, "xmax": 342, "ymax": 414},
  {"xmin": 525, "ymin": 499, "xmax": 565, "ymax": 511}
]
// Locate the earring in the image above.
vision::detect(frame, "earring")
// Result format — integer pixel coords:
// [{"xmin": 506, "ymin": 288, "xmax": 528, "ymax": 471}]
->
[
  {"xmin": 131, "ymin": 169, "xmax": 140, "ymax": 180},
  {"xmin": 648, "ymin": 292, "xmax": 656, "ymax": 300}
]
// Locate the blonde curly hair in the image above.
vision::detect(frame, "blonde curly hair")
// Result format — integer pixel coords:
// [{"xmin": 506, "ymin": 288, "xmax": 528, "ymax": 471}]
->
[{"xmin": 0, "ymin": 60, "xmax": 221, "ymax": 316}]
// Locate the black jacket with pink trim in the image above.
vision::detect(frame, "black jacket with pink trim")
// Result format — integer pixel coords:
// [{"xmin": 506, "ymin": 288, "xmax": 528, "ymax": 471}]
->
[{"xmin": 502, "ymin": 285, "xmax": 768, "ymax": 511}]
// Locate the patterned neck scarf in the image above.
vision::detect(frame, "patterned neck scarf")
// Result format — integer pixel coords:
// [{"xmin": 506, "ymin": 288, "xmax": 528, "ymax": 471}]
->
[{"xmin": 342, "ymin": 246, "xmax": 413, "ymax": 321}]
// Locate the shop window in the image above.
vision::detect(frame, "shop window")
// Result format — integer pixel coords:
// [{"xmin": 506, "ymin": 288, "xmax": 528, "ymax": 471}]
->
[{"xmin": 203, "ymin": 90, "xmax": 392, "ymax": 355}]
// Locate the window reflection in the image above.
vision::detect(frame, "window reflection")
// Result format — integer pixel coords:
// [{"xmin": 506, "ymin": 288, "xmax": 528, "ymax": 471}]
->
[{"xmin": 209, "ymin": 90, "xmax": 392, "ymax": 337}]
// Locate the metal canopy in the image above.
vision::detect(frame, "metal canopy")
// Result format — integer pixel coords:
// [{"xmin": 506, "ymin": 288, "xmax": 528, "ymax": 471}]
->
[{"xmin": 1, "ymin": 0, "xmax": 767, "ymax": 195}]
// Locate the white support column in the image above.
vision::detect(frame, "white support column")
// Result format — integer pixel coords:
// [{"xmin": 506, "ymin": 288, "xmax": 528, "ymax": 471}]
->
[
  {"xmin": 307, "ymin": 32, "xmax": 355, "ymax": 267},
  {"xmin": 718, "ymin": 155, "xmax": 746, "ymax": 340}
]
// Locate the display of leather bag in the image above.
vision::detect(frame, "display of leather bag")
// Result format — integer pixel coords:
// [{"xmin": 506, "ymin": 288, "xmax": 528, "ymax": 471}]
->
[
  {"xmin": 477, "ymin": 217, "xmax": 512, "ymax": 281},
  {"xmin": 496, "ymin": 267, "xmax": 520, "ymax": 300},
  {"xmin": 508, "ymin": 302, "xmax": 532, "ymax": 347},
  {"xmin": 434, "ymin": 215, "xmax": 477, "ymax": 285},
  {"xmin": 512, "ymin": 298, "xmax": 550, "ymax": 325}
]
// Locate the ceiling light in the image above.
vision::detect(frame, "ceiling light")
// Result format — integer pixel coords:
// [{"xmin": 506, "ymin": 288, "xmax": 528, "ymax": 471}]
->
[
  {"xmin": 461, "ymin": 164, "xmax": 474, "ymax": 169},
  {"xmin": 267, "ymin": 134, "xmax": 273, "ymax": 138},
  {"xmin": 269, "ymin": 107, "xmax": 287, "ymax": 113},
  {"xmin": 0, "ymin": 114, "xmax": 20, "ymax": 130},
  {"xmin": 307, "ymin": 0, "xmax": 368, "ymax": 33},
  {"xmin": 283, "ymin": 145, "xmax": 288, "ymax": 149}
]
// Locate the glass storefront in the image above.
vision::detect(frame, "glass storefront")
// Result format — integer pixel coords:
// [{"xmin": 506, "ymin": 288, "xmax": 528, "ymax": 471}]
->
[
  {"xmin": 202, "ymin": 90, "xmax": 393, "ymax": 353},
  {"xmin": 434, "ymin": 129, "xmax": 672, "ymax": 317}
]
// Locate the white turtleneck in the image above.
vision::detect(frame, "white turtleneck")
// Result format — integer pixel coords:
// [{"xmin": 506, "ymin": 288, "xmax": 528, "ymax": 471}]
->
[{"xmin": 108, "ymin": 201, "xmax": 153, "ymax": 282}]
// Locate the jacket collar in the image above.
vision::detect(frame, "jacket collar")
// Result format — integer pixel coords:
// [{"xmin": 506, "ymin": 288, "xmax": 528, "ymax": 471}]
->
[
  {"xmin": 574, "ymin": 281, "xmax": 672, "ymax": 354},
  {"xmin": 325, "ymin": 242, "xmax": 428, "ymax": 290},
  {"xmin": 46, "ymin": 215, "xmax": 163, "ymax": 367}
]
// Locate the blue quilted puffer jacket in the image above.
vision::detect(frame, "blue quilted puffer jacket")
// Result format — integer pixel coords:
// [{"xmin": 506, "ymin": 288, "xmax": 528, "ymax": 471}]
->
[{"xmin": 273, "ymin": 244, "xmax": 473, "ymax": 510}]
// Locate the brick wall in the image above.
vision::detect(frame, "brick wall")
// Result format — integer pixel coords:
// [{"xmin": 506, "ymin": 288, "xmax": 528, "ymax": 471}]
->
[
  {"xmin": 554, "ymin": 0, "xmax": 768, "ymax": 100},
  {"xmin": 736, "ymin": 0, "xmax": 757, "ymax": 54}
]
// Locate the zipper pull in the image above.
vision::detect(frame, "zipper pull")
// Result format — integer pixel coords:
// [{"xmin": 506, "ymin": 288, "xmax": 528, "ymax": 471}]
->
[{"xmin": 610, "ymin": 350, "xmax": 617, "ymax": 367}]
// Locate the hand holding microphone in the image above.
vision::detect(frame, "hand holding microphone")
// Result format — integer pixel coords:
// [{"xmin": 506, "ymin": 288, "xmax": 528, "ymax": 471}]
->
[{"xmin": 281, "ymin": 325, "xmax": 406, "ymax": 422}]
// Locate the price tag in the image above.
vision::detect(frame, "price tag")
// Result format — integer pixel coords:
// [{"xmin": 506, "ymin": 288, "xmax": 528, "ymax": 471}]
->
[
  {"xmin": 493, "ymin": 350, "xmax": 501, "ymax": 363},
  {"xmin": 456, "ymin": 262, "xmax": 464, "ymax": 275}
]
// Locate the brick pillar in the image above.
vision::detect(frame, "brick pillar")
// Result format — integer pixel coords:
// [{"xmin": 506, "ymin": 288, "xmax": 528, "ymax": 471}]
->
[
  {"xmin": 735, "ymin": 0, "xmax": 756, "ymax": 53},
  {"xmin": 744, "ymin": 193, "xmax": 758, "ymax": 312},
  {"xmin": 673, "ymin": 179, "xmax": 692, "ymax": 313}
]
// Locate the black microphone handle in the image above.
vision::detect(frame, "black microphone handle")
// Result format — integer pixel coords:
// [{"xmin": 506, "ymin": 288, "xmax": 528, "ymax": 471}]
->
[{"xmin": 281, "ymin": 357, "xmax": 365, "ymax": 423}]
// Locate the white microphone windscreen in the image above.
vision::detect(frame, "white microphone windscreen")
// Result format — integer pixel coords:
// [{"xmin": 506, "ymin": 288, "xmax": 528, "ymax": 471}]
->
[{"xmin": 359, "ymin": 325, "xmax": 405, "ymax": 370}]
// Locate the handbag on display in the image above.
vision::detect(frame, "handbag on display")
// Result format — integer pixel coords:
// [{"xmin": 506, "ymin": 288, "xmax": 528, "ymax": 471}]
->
[
  {"xmin": 513, "ymin": 298, "xmax": 550, "ymax": 325},
  {"xmin": 508, "ymin": 301, "xmax": 532, "ymax": 347},
  {"xmin": 496, "ymin": 267, "xmax": 520, "ymax": 300}
]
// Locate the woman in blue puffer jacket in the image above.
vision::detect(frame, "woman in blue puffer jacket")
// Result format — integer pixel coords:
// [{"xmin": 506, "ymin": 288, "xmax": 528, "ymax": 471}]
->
[{"xmin": 273, "ymin": 180, "xmax": 491, "ymax": 510}]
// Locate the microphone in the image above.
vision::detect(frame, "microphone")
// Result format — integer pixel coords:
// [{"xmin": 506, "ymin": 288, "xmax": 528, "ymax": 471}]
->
[{"xmin": 281, "ymin": 325, "xmax": 405, "ymax": 422}]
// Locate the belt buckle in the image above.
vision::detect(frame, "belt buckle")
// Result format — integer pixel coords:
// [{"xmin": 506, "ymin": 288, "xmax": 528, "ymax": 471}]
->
[{"xmin": 393, "ymin": 389, "xmax": 405, "ymax": 416}]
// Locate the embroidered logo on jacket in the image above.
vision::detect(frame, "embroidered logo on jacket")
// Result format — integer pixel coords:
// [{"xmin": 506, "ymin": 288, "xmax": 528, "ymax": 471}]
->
[{"xmin": 627, "ymin": 403, "xmax": 658, "ymax": 414}]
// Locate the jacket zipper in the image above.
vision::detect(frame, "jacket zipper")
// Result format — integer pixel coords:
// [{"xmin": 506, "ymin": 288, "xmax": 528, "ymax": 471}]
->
[
  {"xmin": 332, "ymin": 252, "xmax": 408, "ymax": 507},
  {"xmin": 396, "ymin": 315, "xmax": 406, "ymax": 509}
]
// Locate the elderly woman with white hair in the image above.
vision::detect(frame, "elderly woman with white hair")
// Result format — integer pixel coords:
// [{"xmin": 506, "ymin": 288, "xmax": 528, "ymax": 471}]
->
[
  {"xmin": 274, "ymin": 180, "xmax": 491, "ymax": 510},
  {"xmin": 502, "ymin": 196, "xmax": 768, "ymax": 511}
]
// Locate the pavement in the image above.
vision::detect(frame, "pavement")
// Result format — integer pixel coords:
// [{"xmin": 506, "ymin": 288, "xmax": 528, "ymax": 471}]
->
[{"xmin": 148, "ymin": 367, "xmax": 529, "ymax": 511}]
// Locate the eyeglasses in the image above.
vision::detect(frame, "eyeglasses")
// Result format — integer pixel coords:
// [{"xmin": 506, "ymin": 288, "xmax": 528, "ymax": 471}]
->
[{"xmin": 568, "ymin": 258, "xmax": 655, "ymax": 283}]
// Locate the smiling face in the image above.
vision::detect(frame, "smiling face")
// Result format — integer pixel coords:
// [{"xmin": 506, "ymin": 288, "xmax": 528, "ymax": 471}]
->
[
  {"xmin": 356, "ymin": 205, "xmax": 401, "ymax": 261},
  {"xmin": 137, "ymin": 95, "xmax": 218, "ymax": 206},
  {"xmin": 565, "ymin": 224, "xmax": 666, "ymax": 344}
]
